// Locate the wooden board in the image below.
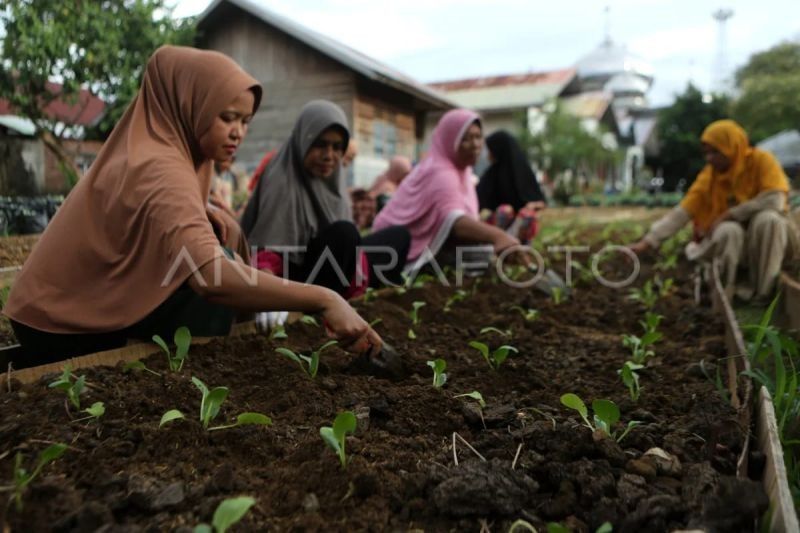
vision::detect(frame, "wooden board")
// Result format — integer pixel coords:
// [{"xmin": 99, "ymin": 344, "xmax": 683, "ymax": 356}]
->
[{"xmin": 756, "ymin": 387, "xmax": 800, "ymax": 533}]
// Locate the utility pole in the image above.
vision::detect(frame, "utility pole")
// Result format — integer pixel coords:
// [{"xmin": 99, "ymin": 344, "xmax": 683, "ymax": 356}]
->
[{"xmin": 712, "ymin": 8, "xmax": 734, "ymax": 94}]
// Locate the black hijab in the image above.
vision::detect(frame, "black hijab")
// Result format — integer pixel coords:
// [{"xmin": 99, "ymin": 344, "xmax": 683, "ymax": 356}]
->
[{"xmin": 477, "ymin": 130, "xmax": 545, "ymax": 211}]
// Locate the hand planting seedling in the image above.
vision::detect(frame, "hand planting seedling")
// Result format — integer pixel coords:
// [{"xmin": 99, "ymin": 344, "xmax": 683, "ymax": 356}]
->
[
  {"xmin": 320, "ymin": 411, "xmax": 357, "ymax": 468},
  {"xmin": 510, "ymin": 306, "xmax": 539, "ymax": 322},
  {"xmin": 480, "ymin": 326, "xmax": 512, "ymax": 338},
  {"xmin": 443, "ymin": 289, "xmax": 467, "ymax": 312},
  {"xmin": 408, "ymin": 301, "xmax": 426, "ymax": 339},
  {"xmin": 560, "ymin": 393, "xmax": 639, "ymax": 443},
  {"xmin": 48, "ymin": 365, "xmax": 85, "ymax": 410},
  {"xmin": 152, "ymin": 326, "xmax": 191, "ymax": 372},
  {"xmin": 123, "ymin": 360, "xmax": 161, "ymax": 376},
  {"xmin": 160, "ymin": 377, "xmax": 272, "ymax": 431},
  {"xmin": 427, "ymin": 359, "xmax": 447, "ymax": 388},
  {"xmin": 619, "ymin": 361, "xmax": 644, "ymax": 401},
  {"xmin": 2, "ymin": 443, "xmax": 67, "ymax": 511},
  {"xmin": 275, "ymin": 340, "xmax": 338, "ymax": 379},
  {"xmin": 628, "ymin": 280, "xmax": 657, "ymax": 309},
  {"xmin": 469, "ymin": 341, "xmax": 518, "ymax": 371},
  {"xmin": 194, "ymin": 496, "xmax": 256, "ymax": 533}
]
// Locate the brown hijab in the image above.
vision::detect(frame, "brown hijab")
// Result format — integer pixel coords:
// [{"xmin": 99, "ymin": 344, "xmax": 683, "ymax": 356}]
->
[{"xmin": 4, "ymin": 46, "xmax": 262, "ymax": 333}]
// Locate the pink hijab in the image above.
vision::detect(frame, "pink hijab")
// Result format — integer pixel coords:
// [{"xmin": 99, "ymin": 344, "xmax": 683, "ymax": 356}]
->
[{"xmin": 372, "ymin": 109, "xmax": 480, "ymax": 261}]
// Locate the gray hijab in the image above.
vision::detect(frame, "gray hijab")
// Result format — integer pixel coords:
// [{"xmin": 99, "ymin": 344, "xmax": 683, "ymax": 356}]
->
[{"xmin": 241, "ymin": 100, "xmax": 353, "ymax": 262}]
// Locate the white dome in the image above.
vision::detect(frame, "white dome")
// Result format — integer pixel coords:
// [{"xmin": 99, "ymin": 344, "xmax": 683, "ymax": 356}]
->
[
  {"xmin": 604, "ymin": 72, "xmax": 652, "ymax": 96},
  {"xmin": 576, "ymin": 39, "xmax": 654, "ymax": 87}
]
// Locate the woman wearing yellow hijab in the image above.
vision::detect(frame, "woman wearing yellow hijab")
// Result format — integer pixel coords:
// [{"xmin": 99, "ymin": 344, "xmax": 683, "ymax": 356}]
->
[{"xmin": 630, "ymin": 119, "xmax": 794, "ymax": 301}]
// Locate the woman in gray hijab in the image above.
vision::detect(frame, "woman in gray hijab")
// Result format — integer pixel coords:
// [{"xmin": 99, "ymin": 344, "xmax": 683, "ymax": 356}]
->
[{"xmin": 241, "ymin": 100, "xmax": 410, "ymax": 296}]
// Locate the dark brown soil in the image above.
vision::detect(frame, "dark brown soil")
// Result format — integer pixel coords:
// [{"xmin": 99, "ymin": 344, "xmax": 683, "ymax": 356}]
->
[{"xmin": 0, "ymin": 252, "xmax": 768, "ymax": 532}]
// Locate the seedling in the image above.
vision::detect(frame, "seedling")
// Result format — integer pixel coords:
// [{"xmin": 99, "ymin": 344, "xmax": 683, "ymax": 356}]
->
[
  {"xmin": 639, "ymin": 312, "xmax": 663, "ymax": 337},
  {"xmin": 560, "ymin": 393, "xmax": 640, "ymax": 443},
  {"xmin": 480, "ymin": 326, "xmax": 512, "ymax": 338},
  {"xmin": 123, "ymin": 360, "xmax": 161, "ymax": 376},
  {"xmin": 368, "ymin": 318, "xmax": 382, "ymax": 328},
  {"xmin": 444, "ymin": 289, "xmax": 468, "ymax": 312},
  {"xmin": 269, "ymin": 324, "xmax": 288, "ymax": 340},
  {"xmin": 4, "ymin": 443, "xmax": 67, "ymax": 511},
  {"xmin": 551, "ymin": 286, "xmax": 565, "ymax": 305},
  {"xmin": 152, "ymin": 326, "xmax": 191, "ymax": 372},
  {"xmin": 408, "ymin": 301, "xmax": 426, "ymax": 339},
  {"xmin": 619, "ymin": 361, "xmax": 644, "ymax": 401},
  {"xmin": 622, "ymin": 331, "xmax": 659, "ymax": 364},
  {"xmin": 83, "ymin": 402, "xmax": 105, "ymax": 420},
  {"xmin": 654, "ymin": 275, "xmax": 674, "ymax": 297},
  {"xmin": 511, "ymin": 306, "xmax": 540, "ymax": 322},
  {"xmin": 160, "ymin": 377, "xmax": 272, "ymax": 431},
  {"xmin": 194, "ymin": 496, "xmax": 256, "ymax": 533},
  {"xmin": 454, "ymin": 391, "xmax": 486, "ymax": 408},
  {"xmin": 320, "ymin": 411, "xmax": 357, "ymax": 468},
  {"xmin": 275, "ymin": 340, "xmax": 338, "ymax": 379},
  {"xmin": 469, "ymin": 341, "xmax": 518, "ymax": 371},
  {"xmin": 48, "ymin": 365, "xmax": 85, "ymax": 410},
  {"xmin": 427, "ymin": 359, "xmax": 447, "ymax": 388},
  {"xmin": 628, "ymin": 280, "xmax": 657, "ymax": 309},
  {"xmin": 363, "ymin": 287, "xmax": 377, "ymax": 303},
  {"xmin": 547, "ymin": 522, "xmax": 613, "ymax": 533},
  {"xmin": 300, "ymin": 314, "xmax": 320, "ymax": 327}
]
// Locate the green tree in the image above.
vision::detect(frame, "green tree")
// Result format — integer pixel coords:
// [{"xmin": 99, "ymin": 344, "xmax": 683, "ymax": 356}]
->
[
  {"xmin": 518, "ymin": 100, "xmax": 619, "ymax": 203},
  {"xmin": 655, "ymin": 84, "xmax": 730, "ymax": 190},
  {"xmin": 732, "ymin": 41, "xmax": 800, "ymax": 144},
  {"xmin": 0, "ymin": 0, "xmax": 194, "ymax": 186}
]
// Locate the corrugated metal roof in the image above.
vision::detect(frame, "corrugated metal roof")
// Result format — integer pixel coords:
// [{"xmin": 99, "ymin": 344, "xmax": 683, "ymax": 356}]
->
[
  {"xmin": 0, "ymin": 82, "xmax": 105, "ymax": 127},
  {"xmin": 198, "ymin": 0, "xmax": 455, "ymax": 110},
  {"xmin": 427, "ymin": 69, "xmax": 577, "ymax": 112},
  {"xmin": 560, "ymin": 91, "xmax": 612, "ymax": 120},
  {"xmin": 0, "ymin": 115, "xmax": 36, "ymax": 136}
]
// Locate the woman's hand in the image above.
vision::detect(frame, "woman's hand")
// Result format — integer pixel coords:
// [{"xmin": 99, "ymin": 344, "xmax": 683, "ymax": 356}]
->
[
  {"xmin": 627, "ymin": 239, "xmax": 651, "ymax": 255},
  {"xmin": 492, "ymin": 231, "xmax": 521, "ymax": 255},
  {"xmin": 320, "ymin": 290, "xmax": 383, "ymax": 357}
]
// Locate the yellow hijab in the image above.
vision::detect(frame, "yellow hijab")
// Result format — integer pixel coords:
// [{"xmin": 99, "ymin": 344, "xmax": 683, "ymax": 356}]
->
[{"xmin": 680, "ymin": 119, "xmax": 788, "ymax": 231}]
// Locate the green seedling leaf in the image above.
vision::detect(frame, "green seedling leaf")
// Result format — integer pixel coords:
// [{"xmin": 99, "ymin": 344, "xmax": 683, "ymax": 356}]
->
[
  {"xmin": 209, "ymin": 412, "xmax": 272, "ymax": 432},
  {"xmin": 454, "ymin": 391, "xmax": 486, "ymax": 408},
  {"xmin": 300, "ymin": 314, "xmax": 319, "ymax": 327},
  {"xmin": 592, "ymin": 399, "xmax": 620, "ymax": 435},
  {"xmin": 444, "ymin": 290, "xmax": 467, "ymax": 312},
  {"xmin": 123, "ymin": 360, "xmax": 161, "ymax": 376},
  {"xmin": 427, "ymin": 359, "xmax": 447, "ymax": 388},
  {"xmin": 368, "ymin": 318, "xmax": 382, "ymax": 328},
  {"xmin": 84, "ymin": 402, "xmax": 105, "ymax": 418},
  {"xmin": 508, "ymin": 519, "xmax": 538, "ymax": 532},
  {"xmin": 469, "ymin": 341, "xmax": 490, "ymax": 365},
  {"xmin": 546, "ymin": 523, "xmax": 570, "ymax": 533},
  {"xmin": 152, "ymin": 334, "xmax": 170, "ymax": 355},
  {"xmin": 48, "ymin": 366, "xmax": 85, "ymax": 409},
  {"xmin": 560, "ymin": 393, "xmax": 593, "ymax": 430},
  {"xmin": 160, "ymin": 409, "xmax": 185, "ymax": 427},
  {"xmin": 595, "ymin": 522, "xmax": 613, "ymax": 533},
  {"xmin": 620, "ymin": 361, "xmax": 644, "ymax": 401},
  {"xmin": 11, "ymin": 443, "xmax": 68, "ymax": 511},
  {"xmin": 617, "ymin": 420, "xmax": 641, "ymax": 443},
  {"xmin": 640, "ymin": 330, "xmax": 662, "ymax": 346},
  {"xmin": 493, "ymin": 345, "xmax": 518, "ymax": 367},
  {"xmin": 511, "ymin": 306, "xmax": 539, "ymax": 321},
  {"xmin": 174, "ymin": 326, "xmax": 191, "ymax": 369},
  {"xmin": 410, "ymin": 301, "xmax": 426, "ymax": 325},
  {"xmin": 269, "ymin": 325, "xmax": 288, "ymax": 340},
  {"xmin": 408, "ymin": 328, "xmax": 416, "ymax": 339},
  {"xmin": 480, "ymin": 326, "xmax": 511, "ymax": 337},
  {"xmin": 211, "ymin": 496, "xmax": 256, "ymax": 533},
  {"xmin": 320, "ymin": 411, "xmax": 357, "ymax": 468}
]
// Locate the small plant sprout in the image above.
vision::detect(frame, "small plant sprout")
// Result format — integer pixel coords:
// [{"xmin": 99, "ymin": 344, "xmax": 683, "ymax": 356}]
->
[
  {"xmin": 123, "ymin": 360, "xmax": 161, "ymax": 376},
  {"xmin": 5, "ymin": 443, "xmax": 67, "ymax": 511},
  {"xmin": 560, "ymin": 393, "xmax": 640, "ymax": 443},
  {"xmin": 469, "ymin": 341, "xmax": 518, "ymax": 371},
  {"xmin": 619, "ymin": 361, "xmax": 644, "ymax": 401},
  {"xmin": 152, "ymin": 326, "xmax": 191, "ymax": 372},
  {"xmin": 408, "ymin": 301, "xmax": 426, "ymax": 339},
  {"xmin": 363, "ymin": 287, "xmax": 377, "ymax": 303},
  {"xmin": 320, "ymin": 411, "xmax": 357, "ymax": 468},
  {"xmin": 83, "ymin": 402, "xmax": 105, "ymax": 420},
  {"xmin": 160, "ymin": 377, "xmax": 271, "ymax": 431},
  {"xmin": 275, "ymin": 340, "xmax": 338, "ymax": 379},
  {"xmin": 654, "ymin": 275, "xmax": 674, "ymax": 297},
  {"xmin": 194, "ymin": 496, "xmax": 256, "ymax": 533},
  {"xmin": 300, "ymin": 314, "xmax": 320, "ymax": 327},
  {"xmin": 510, "ymin": 306, "xmax": 540, "ymax": 322},
  {"xmin": 427, "ymin": 359, "xmax": 447, "ymax": 388},
  {"xmin": 622, "ymin": 330, "xmax": 660, "ymax": 364},
  {"xmin": 551, "ymin": 286, "xmax": 565, "ymax": 305},
  {"xmin": 444, "ymin": 289, "xmax": 468, "ymax": 312},
  {"xmin": 640, "ymin": 312, "xmax": 663, "ymax": 337},
  {"xmin": 48, "ymin": 365, "xmax": 85, "ymax": 410},
  {"xmin": 454, "ymin": 391, "xmax": 486, "ymax": 408},
  {"xmin": 628, "ymin": 280, "xmax": 658, "ymax": 309},
  {"xmin": 269, "ymin": 324, "xmax": 288, "ymax": 340},
  {"xmin": 480, "ymin": 326, "xmax": 512, "ymax": 338},
  {"xmin": 368, "ymin": 318, "xmax": 382, "ymax": 328}
]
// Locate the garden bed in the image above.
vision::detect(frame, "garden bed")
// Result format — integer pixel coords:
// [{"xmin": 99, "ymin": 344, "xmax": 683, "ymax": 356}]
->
[{"xmin": 0, "ymin": 254, "xmax": 768, "ymax": 532}]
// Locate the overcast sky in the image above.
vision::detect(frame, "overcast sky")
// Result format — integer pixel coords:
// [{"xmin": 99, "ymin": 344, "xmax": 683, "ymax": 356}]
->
[{"xmin": 174, "ymin": 0, "xmax": 800, "ymax": 107}]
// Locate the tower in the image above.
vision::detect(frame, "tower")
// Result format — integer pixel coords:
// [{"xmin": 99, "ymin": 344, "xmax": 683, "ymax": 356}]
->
[{"xmin": 712, "ymin": 8, "xmax": 734, "ymax": 94}]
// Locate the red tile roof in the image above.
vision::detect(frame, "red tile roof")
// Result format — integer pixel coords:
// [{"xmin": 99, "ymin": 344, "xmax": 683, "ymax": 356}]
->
[
  {"xmin": 429, "ymin": 68, "xmax": 576, "ymax": 92},
  {"xmin": 0, "ymin": 82, "xmax": 105, "ymax": 126}
]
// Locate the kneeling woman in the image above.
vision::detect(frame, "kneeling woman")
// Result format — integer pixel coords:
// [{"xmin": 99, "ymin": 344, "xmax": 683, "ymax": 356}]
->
[
  {"xmin": 4, "ymin": 47, "xmax": 380, "ymax": 368},
  {"xmin": 241, "ymin": 100, "xmax": 410, "ymax": 297},
  {"xmin": 372, "ymin": 109, "xmax": 521, "ymax": 271}
]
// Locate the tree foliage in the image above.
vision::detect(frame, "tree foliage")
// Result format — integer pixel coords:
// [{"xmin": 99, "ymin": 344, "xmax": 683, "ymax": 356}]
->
[
  {"xmin": 0, "ymin": 0, "xmax": 194, "ymax": 181},
  {"xmin": 732, "ymin": 41, "xmax": 800, "ymax": 144},
  {"xmin": 655, "ymin": 84, "xmax": 730, "ymax": 189}
]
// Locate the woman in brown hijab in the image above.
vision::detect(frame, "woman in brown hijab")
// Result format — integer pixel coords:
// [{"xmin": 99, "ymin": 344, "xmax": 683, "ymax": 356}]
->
[{"xmin": 4, "ymin": 46, "xmax": 381, "ymax": 368}]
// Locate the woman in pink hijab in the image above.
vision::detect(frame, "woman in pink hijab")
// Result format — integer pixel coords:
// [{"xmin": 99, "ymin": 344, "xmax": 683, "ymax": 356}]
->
[{"xmin": 372, "ymin": 109, "xmax": 520, "ymax": 269}]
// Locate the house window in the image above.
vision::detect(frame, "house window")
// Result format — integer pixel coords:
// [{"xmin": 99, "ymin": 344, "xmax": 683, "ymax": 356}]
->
[{"xmin": 373, "ymin": 119, "xmax": 397, "ymax": 157}]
